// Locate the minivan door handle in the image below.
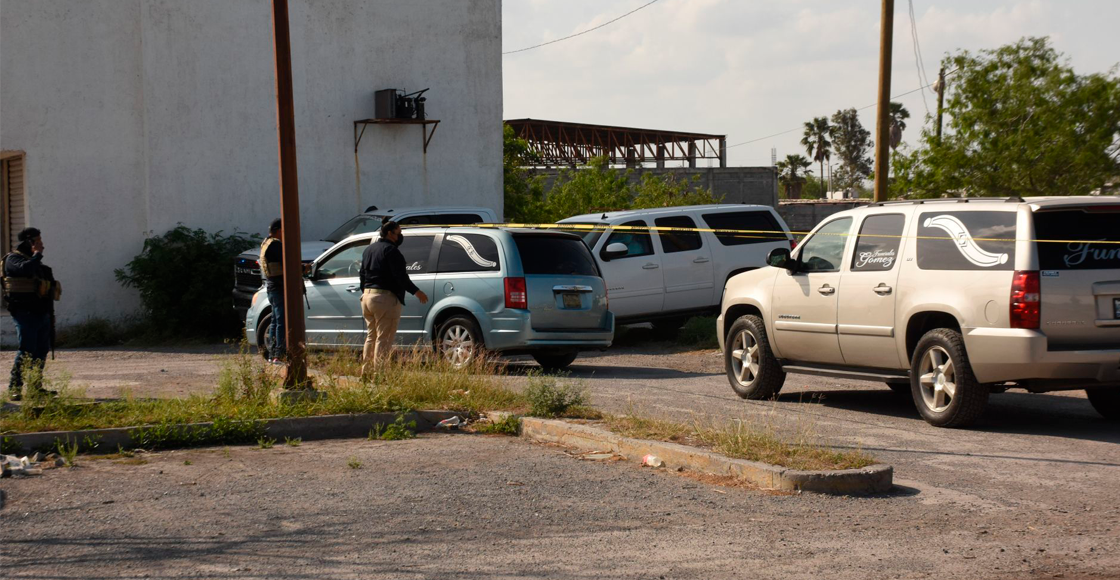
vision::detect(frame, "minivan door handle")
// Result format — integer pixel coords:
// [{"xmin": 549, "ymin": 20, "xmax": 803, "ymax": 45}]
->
[
  {"xmin": 642, "ymin": 263, "xmax": 660, "ymax": 270},
  {"xmin": 817, "ymin": 284, "xmax": 835, "ymax": 296},
  {"xmin": 873, "ymin": 283, "xmax": 893, "ymax": 295},
  {"xmin": 693, "ymin": 257, "xmax": 710, "ymax": 264}
]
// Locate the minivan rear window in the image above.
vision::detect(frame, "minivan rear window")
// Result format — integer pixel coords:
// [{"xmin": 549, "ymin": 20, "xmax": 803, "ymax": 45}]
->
[
  {"xmin": 514, "ymin": 236, "xmax": 599, "ymax": 277},
  {"xmin": 1034, "ymin": 208, "xmax": 1120, "ymax": 270},
  {"xmin": 701, "ymin": 211, "xmax": 786, "ymax": 246}
]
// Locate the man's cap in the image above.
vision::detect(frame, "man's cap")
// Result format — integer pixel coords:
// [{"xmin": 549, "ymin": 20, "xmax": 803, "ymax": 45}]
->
[
  {"xmin": 17, "ymin": 227, "xmax": 41, "ymax": 242},
  {"xmin": 270, "ymin": 218, "xmax": 282, "ymax": 233}
]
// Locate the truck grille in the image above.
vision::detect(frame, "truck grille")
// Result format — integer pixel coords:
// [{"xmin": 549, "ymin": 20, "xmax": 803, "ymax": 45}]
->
[{"xmin": 234, "ymin": 257, "xmax": 261, "ymax": 291}]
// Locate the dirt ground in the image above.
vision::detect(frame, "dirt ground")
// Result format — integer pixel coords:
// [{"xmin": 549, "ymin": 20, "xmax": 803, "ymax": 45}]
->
[
  {"xmin": 3, "ymin": 435, "xmax": 1118, "ymax": 580},
  {"xmin": 2, "ymin": 340, "xmax": 1119, "ymax": 578}
]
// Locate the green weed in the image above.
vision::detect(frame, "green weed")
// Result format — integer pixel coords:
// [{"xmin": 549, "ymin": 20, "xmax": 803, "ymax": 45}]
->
[
  {"xmin": 476, "ymin": 414, "xmax": 522, "ymax": 436},
  {"xmin": 284, "ymin": 436, "xmax": 301, "ymax": 447},
  {"xmin": 347, "ymin": 457, "xmax": 362, "ymax": 469},
  {"xmin": 56, "ymin": 438, "xmax": 79, "ymax": 468},
  {"xmin": 524, "ymin": 374, "xmax": 588, "ymax": 418},
  {"xmin": 370, "ymin": 414, "xmax": 417, "ymax": 441},
  {"xmin": 257, "ymin": 436, "xmax": 276, "ymax": 449}
]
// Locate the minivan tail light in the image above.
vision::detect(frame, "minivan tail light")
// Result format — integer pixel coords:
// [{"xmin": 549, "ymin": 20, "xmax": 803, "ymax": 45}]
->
[
  {"xmin": 789, "ymin": 238, "xmax": 797, "ymax": 250},
  {"xmin": 505, "ymin": 277, "xmax": 528, "ymax": 310},
  {"xmin": 1010, "ymin": 270, "xmax": 1040, "ymax": 329}
]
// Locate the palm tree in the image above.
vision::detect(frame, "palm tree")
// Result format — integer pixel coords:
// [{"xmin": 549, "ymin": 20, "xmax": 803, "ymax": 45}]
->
[
  {"xmin": 776, "ymin": 154, "xmax": 812, "ymax": 199},
  {"xmin": 801, "ymin": 117, "xmax": 832, "ymax": 197},
  {"xmin": 888, "ymin": 102, "xmax": 910, "ymax": 150}
]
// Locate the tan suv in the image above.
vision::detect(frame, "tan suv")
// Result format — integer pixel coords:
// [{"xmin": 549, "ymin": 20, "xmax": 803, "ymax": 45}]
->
[{"xmin": 717, "ymin": 197, "xmax": 1120, "ymax": 427}]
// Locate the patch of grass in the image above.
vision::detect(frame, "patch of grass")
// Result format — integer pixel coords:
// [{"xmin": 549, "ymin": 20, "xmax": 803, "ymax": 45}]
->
[
  {"xmin": 56, "ymin": 438, "xmax": 79, "ymax": 468},
  {"xmin": 113, "ymin": 457, "xmax": 149, "ymax": 466},
  {"xmin": 284, "ymin": 436, "xmax": 301, "ymax": 447},
  {"xmin": 347, "ymin": 457, "xmax": 362, "ymax": 469},
  {"xmin": 370, "ymin": 414, "xmax": 417, "ymax": 441},
  {"xmin": 524, "ymin": 374, "xmax": 588, "ymax": 418},
  {"xmin": 676, "ymin": 316, "xmax": 719, "ymax": 350},
  {"xmin": 257, "ymin": 436, "xmax": 276, "ymax": 449},
  {"xmin": 0, "ymin": 343, "xmax": 526, "ymax": 437},
  {"xmin": 599, "ymin": 410, "xmax": 875, "ymax": 471},
  {"xmin": 183, "ymin": 460, "xmax": 192, "ymax": 466},
  {"xmin": 476, "ymin": 414, "xmax": 522, "ymax": 436},
  {"xmin": 1, "ymin": 436, "xmax": 24, "ymax": 456},
  {"xmin": 696, "ymin": 418, "xmax": 875, "ymax": 471},
  {"xmin": 116, "ymin": 445, "xmax": 135, "ymax": 458}
]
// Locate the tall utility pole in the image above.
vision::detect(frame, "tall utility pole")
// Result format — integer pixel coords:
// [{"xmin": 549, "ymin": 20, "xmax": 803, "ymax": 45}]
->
[
  {"xmin": 872, "ymin": 0, "xmax": 895, "ymax": 203},
  {"xmin": 270, "ymin": 0, "xmax": 308, "ymax": 387},
  {"xmin": 935, "ymin": 66, "xmax": 946, "ymax": 144}
]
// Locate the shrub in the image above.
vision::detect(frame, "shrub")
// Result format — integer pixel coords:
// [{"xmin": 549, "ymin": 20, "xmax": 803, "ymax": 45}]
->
[
  {"xmin": 524, "ymin": 375, "xmax": 588, "ymax": 418},
  {"xmin": 477, "ymin": 414, "xmax": 522, "ymax": 436},
  {"xmin": 115, "ymin": 225, "xmax": 259, "ymax": 339}
]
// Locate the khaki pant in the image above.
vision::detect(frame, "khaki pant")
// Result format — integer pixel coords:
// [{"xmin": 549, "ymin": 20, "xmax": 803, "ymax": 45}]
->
[{"xmin": 361, "ymin": 289, "xmax": 403, "ymax": 373}]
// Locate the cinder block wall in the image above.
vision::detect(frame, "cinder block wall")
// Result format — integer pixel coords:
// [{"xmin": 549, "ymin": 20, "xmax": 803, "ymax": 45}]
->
[
  {"xmin": 530, "ymin": 167, "xmax": 779, "ymax": 208},
  {"xmin": 777, "ymin": 200, "xmax": 871, "ymax": 235}
]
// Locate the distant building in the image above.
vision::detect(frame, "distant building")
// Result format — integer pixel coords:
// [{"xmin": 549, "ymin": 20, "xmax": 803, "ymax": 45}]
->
[{"xmin": 1, "ymin": 0, "xmax": 503, "ymax": 334}]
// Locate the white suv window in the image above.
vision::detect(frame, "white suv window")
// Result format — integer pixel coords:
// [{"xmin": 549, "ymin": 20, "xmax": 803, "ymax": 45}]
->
[
  {"xmin": 798, "ymin": 217, "xmax": 852, "ymax": 273},
  {"xmin": 603, "ymin": 220, "xmax": 654, "ymax": 259},
  {"xmin": 851, "ymin": 214, "xmax": 904, "ymax": 271}
]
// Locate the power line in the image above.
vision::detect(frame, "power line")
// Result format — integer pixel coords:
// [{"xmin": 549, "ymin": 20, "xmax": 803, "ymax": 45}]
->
[
  {"xmin": 503, "ymin": 0, "xmax": 663, "ymax": 56},
  {"xmin": 907, "ymin": 0, "xmax": 932, "ymax": 115},
  {"xmin": 727, "ymin": 69, "xmax": 961, "ymax": 150}
]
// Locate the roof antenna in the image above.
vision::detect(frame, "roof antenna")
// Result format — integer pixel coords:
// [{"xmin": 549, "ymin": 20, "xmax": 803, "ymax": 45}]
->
[
  {"xmin": 364, "ymin": 205, "xmax": 379, "ymax": 213},
  {"xmin": 601, "ymin": 213, "xmax": 608, "ymax": 220}
]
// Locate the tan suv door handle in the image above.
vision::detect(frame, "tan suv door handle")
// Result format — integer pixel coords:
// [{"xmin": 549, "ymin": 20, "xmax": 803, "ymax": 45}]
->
[
  {"xmin": 817, "ymin": 284, "xmax": 835, "ymax": 296},
  {"xmin": 873, "ymin": 283, "xmax": 893, "ymax": 295}
]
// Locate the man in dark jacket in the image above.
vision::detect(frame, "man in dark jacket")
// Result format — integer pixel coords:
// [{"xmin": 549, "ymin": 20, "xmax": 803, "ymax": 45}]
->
[
  {"xmin": 359, "ymin": 221, "xmax": 428, "ymax": 373},
  {"xmin": 3, "ymin": 227, "xmax": 60, "ymax": 400}
]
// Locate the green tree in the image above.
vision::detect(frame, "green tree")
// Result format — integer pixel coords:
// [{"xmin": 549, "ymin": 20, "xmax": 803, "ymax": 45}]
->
[
  {"xmin": 893, "ymin": 37, "xmax": 1120, "ymax": 198},
  {"xmin": 775, "ymin": 154, "xmax": 812, "ymax": 199},
  {"xmin": 502, "ymin": 124, "xmax": 548, "ymax": 222},
  {"xmin": 830, "ymin": 108, "xmax": 873, "ymax": 194},
  {"xmin": 801, "ymin": 116, "xmax": 832, "ymax": 197}
]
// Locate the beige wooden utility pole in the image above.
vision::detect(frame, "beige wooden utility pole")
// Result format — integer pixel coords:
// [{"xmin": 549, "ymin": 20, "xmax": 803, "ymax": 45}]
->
[
  {"xmin": 270, "ymin": 0, "xmax": 308, "ymax": 387},
  {"xmin": 872, "ymin": 0, "xmax": 895, "ymax": 203}
]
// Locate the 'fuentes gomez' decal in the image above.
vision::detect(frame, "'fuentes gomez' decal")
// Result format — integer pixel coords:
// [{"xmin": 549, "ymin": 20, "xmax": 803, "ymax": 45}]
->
[{"xmin": 922, "ymin": 215, "xmax": 1009, "ymax": 268}]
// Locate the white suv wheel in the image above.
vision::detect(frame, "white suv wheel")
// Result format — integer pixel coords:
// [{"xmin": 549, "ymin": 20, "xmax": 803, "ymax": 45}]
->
[
  {"xmin": 731, "ymin": 330, "xmax": 760, "ymax": 386},
  {"xmin": 917, "ymin": 345, "xmax": 956, "ymax": 413}
]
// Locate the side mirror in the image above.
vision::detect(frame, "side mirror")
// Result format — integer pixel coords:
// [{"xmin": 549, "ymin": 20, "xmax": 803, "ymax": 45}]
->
[
  {"xmin": 305, "ymin": 263, "xmax": 318, "ymax": 280},
  {"xmin": 767, "ymin": 248, "xmax": 795, "ymax": 271},
  {"xmin": 601, "ymin": 242, "xmax": 629, "ymax": 262}
]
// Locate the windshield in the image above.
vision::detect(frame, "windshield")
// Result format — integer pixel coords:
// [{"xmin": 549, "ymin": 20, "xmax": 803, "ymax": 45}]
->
[
  {"xmin": 324, "ymin": 215, "xmax": 386, "ymax": 243},
  {"xmin": 560, "ymin": 222, "xmax": 609, "ymax": 249}
]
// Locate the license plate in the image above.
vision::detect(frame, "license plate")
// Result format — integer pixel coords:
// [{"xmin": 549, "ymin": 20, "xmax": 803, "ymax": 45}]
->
[
  {"xmin": 562, "ymin": 293, "xmax": 582, "ymax": 309},
  {"xmin": 1114, "ymin": 298, "xmax": 1120, "ymax": 319}
]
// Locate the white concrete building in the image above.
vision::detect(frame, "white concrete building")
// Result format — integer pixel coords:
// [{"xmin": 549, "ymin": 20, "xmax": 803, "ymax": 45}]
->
[{"xmin": 0, "ymin": 0, "xmax": 503, "ymax": 333}]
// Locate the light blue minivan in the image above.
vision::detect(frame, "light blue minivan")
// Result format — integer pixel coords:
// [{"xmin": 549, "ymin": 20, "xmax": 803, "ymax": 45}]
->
[{"xmin": 245, "ymin": 227, "xmax": 615, "ymax": 370}]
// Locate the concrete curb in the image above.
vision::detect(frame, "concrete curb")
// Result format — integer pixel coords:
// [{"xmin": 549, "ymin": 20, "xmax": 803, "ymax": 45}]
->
[
  {"xmin": 2, "ymin": 410, "xmax": 463, "ymax": 453},
  {"xmin": 521, "ymin": 417, "xmax": 893, "ymax": 495}
]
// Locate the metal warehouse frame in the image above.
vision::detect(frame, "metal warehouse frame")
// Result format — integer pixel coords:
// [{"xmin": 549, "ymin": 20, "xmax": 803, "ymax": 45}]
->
[{"xmin": 506, "ymin": 118, "xmax": 726, "ymax": 168}]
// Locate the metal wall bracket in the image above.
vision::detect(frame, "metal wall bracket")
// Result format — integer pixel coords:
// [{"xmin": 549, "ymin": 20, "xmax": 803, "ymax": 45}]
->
[{"xmin": 353, "ymin": 118, "xmax": 441, "ymax": 154}]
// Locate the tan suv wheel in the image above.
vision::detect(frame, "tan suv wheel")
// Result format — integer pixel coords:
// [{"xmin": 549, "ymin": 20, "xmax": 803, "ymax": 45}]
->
[
  {"xmin": 910, "ymin": 328, "xmax": 989, "ymax": 427},
  {"xmin": 724, "ymin": 315, "xmax": 786, "ymax": 399},
  {"xmin": 1085, "ymin": 388, "xmax": 1120, "ymax": 420}
]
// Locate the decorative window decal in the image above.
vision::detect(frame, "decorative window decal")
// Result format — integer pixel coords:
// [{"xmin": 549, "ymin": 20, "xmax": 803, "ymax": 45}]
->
[
  {"xmin": 447, "ymin": 235, "xmax": 497, "ymax": 268},
  {"xmin": 922, "ymin": 215, "xmax": 1009, "ymax": 267}
]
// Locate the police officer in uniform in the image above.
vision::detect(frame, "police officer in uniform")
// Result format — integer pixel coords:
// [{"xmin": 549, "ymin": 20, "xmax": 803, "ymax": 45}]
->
[
  {"xmin": 260, "ymin": 218, "xmax": 287, "ymax": 364},
  {"xmin": 3, "ymin": 227, "xmax": 61, "ymax": 400}
]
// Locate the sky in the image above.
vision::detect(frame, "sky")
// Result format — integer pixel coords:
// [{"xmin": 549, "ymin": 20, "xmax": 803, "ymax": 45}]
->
[{"xmin": 501, "ymin": 0, "xmax": 1120, "ymax": 170}]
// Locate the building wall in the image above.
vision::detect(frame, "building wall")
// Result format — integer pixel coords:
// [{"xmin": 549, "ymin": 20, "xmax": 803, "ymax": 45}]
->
[
  {"xmin": 776, "ymin": 199, "xmax": 871, "ymax": 235},
  {"xmin": 0, "ymin": 0, "xmax": 503, "ymax": 330},
  {"xmin": 529, "ymin": 167, "xmax": 779, "ymax": 208}
]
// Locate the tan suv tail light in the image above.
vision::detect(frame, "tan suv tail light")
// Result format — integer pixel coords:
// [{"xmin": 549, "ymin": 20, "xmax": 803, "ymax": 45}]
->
[{"xmin": 1010, "ymin": 270, "xmax": 1040, "ymax": 329}]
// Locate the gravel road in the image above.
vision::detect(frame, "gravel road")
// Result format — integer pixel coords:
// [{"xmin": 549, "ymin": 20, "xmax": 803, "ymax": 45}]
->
[
  {"xmin": 3, "ymin": 435, "xmax": 1116, "ymax": 580},
  {"xmin": 3, "ymin": 340, "xmax": 1118, "ymax": 578}
]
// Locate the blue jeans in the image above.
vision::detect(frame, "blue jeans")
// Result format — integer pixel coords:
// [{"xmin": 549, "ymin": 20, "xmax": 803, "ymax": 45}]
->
[
  {"xmin": 9, "ymin": 311, "xmax": 50, "ymax": 393},
  {"xmin": 267, "ymin": 286, "xmax": 286, "ymax": 359}
]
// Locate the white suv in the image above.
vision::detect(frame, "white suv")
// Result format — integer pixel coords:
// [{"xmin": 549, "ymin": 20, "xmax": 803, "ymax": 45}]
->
[
  {"xmin": 717, "ymin": 197, "xmax": 1120, "ymax": 427},
  {"xmin": 560, "ymin": 205, "xmax": 793, "ymax": 332}
]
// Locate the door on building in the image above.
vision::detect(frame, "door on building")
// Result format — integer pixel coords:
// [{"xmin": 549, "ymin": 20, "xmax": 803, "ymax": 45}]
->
[{"xmin": 1, "ymin": 153, "xmax": 27, "ymax": 255}]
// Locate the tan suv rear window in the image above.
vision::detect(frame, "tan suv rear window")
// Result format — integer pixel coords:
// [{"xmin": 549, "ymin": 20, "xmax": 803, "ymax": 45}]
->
[
  {"xmin": 916, "ymin": 211, "xmax": 1016, "ymax": 271},
  {"xmin": 1034, "ymin": 209, "xmax": 1120, "ymax": 270}
]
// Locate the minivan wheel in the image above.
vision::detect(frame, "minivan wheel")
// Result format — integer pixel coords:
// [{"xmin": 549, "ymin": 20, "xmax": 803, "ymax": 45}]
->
[
  {"xmin": 910, "ymin": 328, "xmax": 988, "ymax": 428},
  {"xmin": 532, "ymin": 352, "xmax": 579, "ymax": 373},
  {"xmin": 437, "ymin": 315, "xmax": 483, "ymax": 368},
  {"xmin": 724, "ymin": 315, "xmax": 785, "ymax": 399},
  {"xmin": 256, "ymin": 312, "xmax": 273, "ymax": 361},
  {"xmin": 1085, "ymin": 388, "xmax": 1120, "ymax": 420}
]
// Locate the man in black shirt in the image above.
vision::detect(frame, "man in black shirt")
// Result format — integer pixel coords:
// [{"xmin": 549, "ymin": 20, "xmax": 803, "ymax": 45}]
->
[
  {"xmin": 3, "ymin": 227, "xmax": 60, "ymax": 400},
  {"xmin": 359, "ymin": 221, "xmax": 427, "ymax": 373}
]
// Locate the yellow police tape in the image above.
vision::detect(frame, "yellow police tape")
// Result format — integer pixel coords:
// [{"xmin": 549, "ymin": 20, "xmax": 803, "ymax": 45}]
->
[{"xmin": 401, "ymin": 221, "xmax": 1120, "ymax": 246}]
